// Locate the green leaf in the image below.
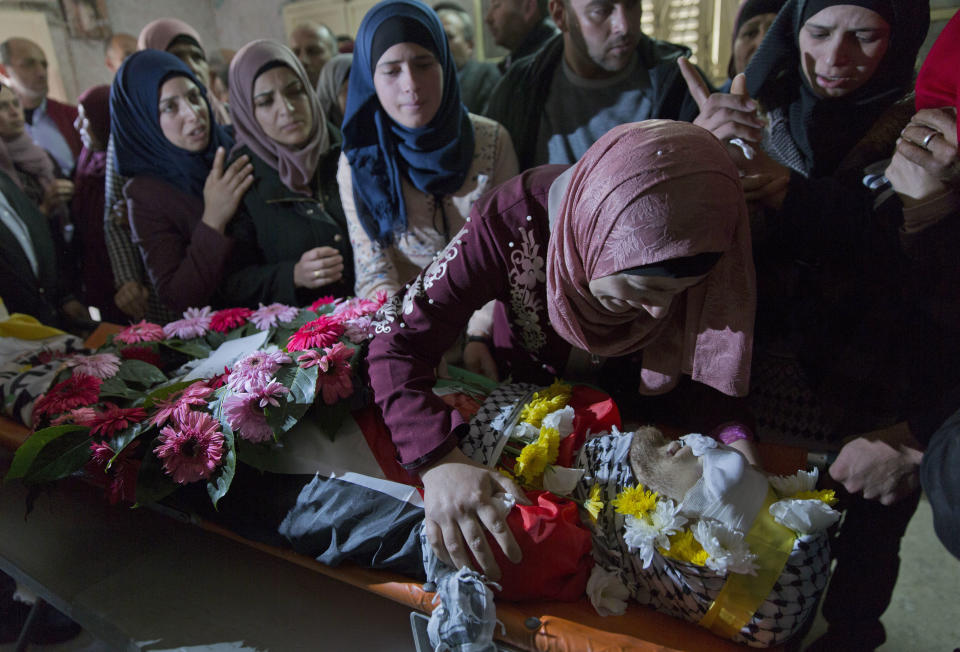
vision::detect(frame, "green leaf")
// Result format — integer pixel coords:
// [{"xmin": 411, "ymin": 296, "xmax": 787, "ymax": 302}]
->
[
  {"xmin": 134, "ymin": 443, "xmax": 179, "ymax": 506},
  {"xmin": 107, "ymin": 421, "xmax": 154, "ymax": 468},
  {"xmin": 205, "ymin": 331, "xmax": 227, "ymax": 349},
  {"xmin": 265, "ymin": 363, "xmax": 318, "ymax": 434},
  {"xmin": 98, "ymin": 376, "xmax": 143, "ymax": 401},
  {"xmin": 5, "ymin": 425, "xmax": 87, "ymax": 483},
  {"xmin": 161, "ymin": 340, "xmax": 211, "ymax": 359},
  {"xmin": 22, "ymin": 430, "xmax": 94, "ymax": 484},
  {"xmin": 311, "ymin": 401, "xmax": 350, "ymax": 442},
  {"xmin": 117, "ymin": 359, "xmax": 167, "ymax": 388},
  {"xmin": 206, "ymin": 421, "xmax": 236, "ymax": 508}
]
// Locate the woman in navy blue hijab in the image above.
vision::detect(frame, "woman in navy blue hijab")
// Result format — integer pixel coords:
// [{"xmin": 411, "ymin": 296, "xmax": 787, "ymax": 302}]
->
[
  {"xmin": 110, "ymin": 50, "xmax": 254, "ymax": 313},
  {"xmin": 337, "ymin": 0, "xmax": 517, "ymax": 300}
]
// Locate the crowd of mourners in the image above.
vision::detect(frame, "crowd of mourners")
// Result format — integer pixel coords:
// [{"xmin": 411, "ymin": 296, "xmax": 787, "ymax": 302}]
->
[{"xmin": 1, "ymin": 0, "xmax": 959, "ymax": 648}]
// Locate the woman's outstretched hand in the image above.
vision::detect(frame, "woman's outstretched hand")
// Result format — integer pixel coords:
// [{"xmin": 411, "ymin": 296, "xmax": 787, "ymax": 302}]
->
[
  {"xmin": 680, "ymin": 58, "xmax": 766, "ymax": 145},
  {"xmin": 201, "ymin": 148, "xmax": 254, "ymax": 233},
  {"xmin": 420, "ymin": 447, "xmax": 528, "ymax": 580}
]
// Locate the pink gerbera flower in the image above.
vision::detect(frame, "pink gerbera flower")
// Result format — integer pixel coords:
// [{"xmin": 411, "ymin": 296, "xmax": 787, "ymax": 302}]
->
[
  {"xmin": 223, "ymin": 381, "xmax": 288, "ymax": 444},
  {"xmin": 163, "ymin": 306, "xmax": 213, "ymax": 340},
  {"xmin": 209, "ymin": 307, "xmax": 254, "ymax": 333},
  {"xmin": 87, "ymin": 440, "xmax": 141, "ymax": 505},
  {"xmin": 154, "ymin": 410, "xmax": 225, "ymax": 484},
  {"xmin": 249, "ymin": 303, "xmax": 299, "ymax": 330},
  {"xmin": 33, "ymin": 374, "xmax": 103, "ymax": 421},
  {"xmin": 315, "ymin": 342, "xmax": 354, "ymax": 404},
  {"xmin": 332, "ymin": 297, "xmax": 381, "ymax": 321},
  {"xmin": 308, "ymin": 295, "xmax": 338, "ymax": 313},
  {"xmin": 150, "ymin": 382, "xmax": 215, "ymax": 427},
  {"xmin": 87, "ymin": 403, "xmax": 147, "ymax": 438},
  {"xmin": 227, "ymin": 349, "xmax": 292, "ymax": 393},
  {"xmin": 114, "ymin": 320, "xmax": 165, "ymax": 344},
  {"xmin": 65, "ymin": 353, "xmax": 121, "ymax": 380},
  {"xmin": 119, "ymin": 346, "xmax": 163, "ymax": 367},
  {"xmin": 287, "ymin": 315, "xmax": 345, "ymax": 352}
]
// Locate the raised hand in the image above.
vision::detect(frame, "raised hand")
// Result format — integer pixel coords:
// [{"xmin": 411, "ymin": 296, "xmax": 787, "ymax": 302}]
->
[
  {"xmin": 201, "ymin": 148, "xmax": 254, "ymax": 233},
  {"xmin": 680, "ymin": 57, "xmax": 765, "ymax": 145},
  {"xmin": 895, "ymin": 108, "xmax": 960, "ymax": 193}
]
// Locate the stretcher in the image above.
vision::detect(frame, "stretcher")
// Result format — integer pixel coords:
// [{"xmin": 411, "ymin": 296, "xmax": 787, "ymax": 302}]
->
[{"xmin": 0, "ymin": 325, "xmax": 809, "ymax": 651}]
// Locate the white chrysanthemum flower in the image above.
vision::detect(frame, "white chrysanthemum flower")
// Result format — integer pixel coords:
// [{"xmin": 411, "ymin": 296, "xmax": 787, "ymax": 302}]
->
[
  {"xmin": 649, "ymin": 499, "xmax": 687, "ymax": 541},
  {"xmin": 679, "ymin": 433, "xmax": 717, "ymax": 456},
  {"xmin": 622, "ymin": 515, "xmax": 661, "ymax": 568},
  {"xmin": 693, "ymin": 520, "xmax": 758, "ymax": 576},
  {"xmin": 768, "ymin": 468, "xmax": 819, "ymax": 497},
  {"xmin": 511, "ymin": 421, "xmax": 540, "ymax": 442},
  {"xmin": 586, "ymin": 566, "xmax": 630, "ymax": 616},
  {"xmin": 770, "ymin": 498, "xmax": 840, "ymax": 534},
  {"xmin": 542, "ymin": 465, "xmax": 584, "ymax": 495},
  {"xmin": 541, "ymin": 405, "xmax": 575, "ymax": 438}
]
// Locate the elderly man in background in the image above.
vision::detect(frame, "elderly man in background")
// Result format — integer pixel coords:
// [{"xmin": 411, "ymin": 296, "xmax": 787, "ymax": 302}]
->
[
  {"xmin": 103, "ymin": 32, "xmax": 137, "ymax": 75},
  {"xmin": 289, "ymin": 22, "xmax": 338, "ymax": 87},
  {"xmin": 434, "ymin": 2, "xmax": 501, "ymax": 113},
  {"xmin": 0, "ymin": 38, "xmax": 81, "ymax": 175},
  {"xmin": 485, "ymin": 0, "xmax": 559, "ymax": 73}
]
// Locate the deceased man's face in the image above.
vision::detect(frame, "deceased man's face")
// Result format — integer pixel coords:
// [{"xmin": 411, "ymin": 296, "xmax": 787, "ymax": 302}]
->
[{"xmin": 629, "ymin": 426, "xmax": 703, "ymax": 502}]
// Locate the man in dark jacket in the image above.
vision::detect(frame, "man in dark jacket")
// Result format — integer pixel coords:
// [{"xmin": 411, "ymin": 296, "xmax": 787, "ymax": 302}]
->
[
  {"xmin": 485, "ymin": 0, "xmax": 559, "ymax": 74},
  {"xmin": 434, "ymin": 2, "xmax": 502, "ymax": 114},
  {"xmin": 483, "ymin": 0, "xmax": 701, "ymax": 170},
  {"xmin": 0, "ymin": 169, "xmax": 87, "ymax": 330}
]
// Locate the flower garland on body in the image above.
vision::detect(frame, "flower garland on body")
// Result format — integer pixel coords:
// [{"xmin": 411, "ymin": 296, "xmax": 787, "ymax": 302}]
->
[{"xmin": 9, "ymin": 294, "xmax": 388, "ymax": 507}]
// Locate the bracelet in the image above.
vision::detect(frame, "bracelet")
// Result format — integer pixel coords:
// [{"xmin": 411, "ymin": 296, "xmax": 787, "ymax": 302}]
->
[{"xmin": 466, "ymin": 335, "xmax": 492, "ymax": 344}]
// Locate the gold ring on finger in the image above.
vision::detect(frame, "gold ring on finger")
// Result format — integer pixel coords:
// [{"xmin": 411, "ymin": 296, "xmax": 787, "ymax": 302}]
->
[{"xmin": 313, "ymin": 269, "xmax": 321, "ymax": 279}]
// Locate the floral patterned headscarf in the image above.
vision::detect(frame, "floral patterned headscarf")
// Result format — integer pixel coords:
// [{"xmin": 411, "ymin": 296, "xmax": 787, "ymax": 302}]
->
[{"xmin": 546, "ymin": 120, "xmax": 756, "ymax": 397}]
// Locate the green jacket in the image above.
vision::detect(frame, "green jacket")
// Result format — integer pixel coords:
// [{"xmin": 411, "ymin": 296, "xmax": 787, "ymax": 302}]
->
[{"xmin": 225, "ymin": 128, "xmax": 354, "ymax": 307}]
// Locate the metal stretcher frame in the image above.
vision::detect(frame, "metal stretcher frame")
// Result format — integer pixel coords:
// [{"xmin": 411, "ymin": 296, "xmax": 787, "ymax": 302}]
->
[{"xmin": 0, "ymin": 325, "xmax": 806, "ymax": 651}]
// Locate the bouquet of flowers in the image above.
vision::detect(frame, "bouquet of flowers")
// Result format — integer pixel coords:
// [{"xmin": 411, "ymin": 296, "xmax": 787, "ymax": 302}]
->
[{"xmin": 6, "ymin": 294, "xmax": 386, "ymax": 507}]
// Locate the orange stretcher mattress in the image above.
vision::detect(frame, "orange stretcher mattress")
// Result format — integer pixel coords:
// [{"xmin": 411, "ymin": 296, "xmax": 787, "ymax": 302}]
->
[{"xmin": 0, "ymin": 323, "xmax": 805, "ymax": 651}]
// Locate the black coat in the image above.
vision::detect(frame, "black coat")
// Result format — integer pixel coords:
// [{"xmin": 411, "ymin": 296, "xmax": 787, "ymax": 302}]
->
[
  {"xmin": 225, "ymin": 130, "xmax": 354, "ymax": 308},
  {"xmin": 0, "ymin": 170, "xmax": 64, "ymax": 326}
]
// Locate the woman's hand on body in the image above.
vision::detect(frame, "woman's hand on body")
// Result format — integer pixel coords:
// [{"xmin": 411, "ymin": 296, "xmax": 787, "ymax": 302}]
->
[
  {"xmin": 420, "ymin": 447, "xmax": 529, "ymax": 580},
  {"xmin": 463, "ymin": 340, "xmax": 499, "ymax": 381},
  {"xmin": 892, "ymin": 108, "xmax": 960, "ymax": 196},
  {"xmin": 293, "ymin": 246, "xmax": 344, "ymax": 288},
  {"xmin": 201, "ymin": 148, "xmax": 254, "ymax": 233},
  {"xmin": 680, "ymin": 58, "xmax": 766, "ymax": 146}
]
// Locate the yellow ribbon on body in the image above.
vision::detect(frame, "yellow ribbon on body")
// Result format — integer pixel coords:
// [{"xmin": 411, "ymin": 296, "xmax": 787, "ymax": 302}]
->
[{"xmin": 699, "ymin": 486, "xmax": 797, "ymax": 639}]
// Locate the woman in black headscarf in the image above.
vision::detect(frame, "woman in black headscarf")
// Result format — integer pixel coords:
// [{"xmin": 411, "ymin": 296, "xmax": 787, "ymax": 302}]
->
[{"xmin": 683, "ymin": 2, "xmax": 931, "ymax": 649}]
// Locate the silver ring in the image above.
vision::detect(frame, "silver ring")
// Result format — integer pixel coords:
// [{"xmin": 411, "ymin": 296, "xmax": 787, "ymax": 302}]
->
[{"xmin": 923, "ymin": 131, "xmax": 939, "ymax": 148}]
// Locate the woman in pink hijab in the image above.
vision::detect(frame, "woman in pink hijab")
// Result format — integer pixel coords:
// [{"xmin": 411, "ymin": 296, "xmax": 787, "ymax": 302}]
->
[{"xmin": 365, "ymin": 120, "xmax": 756, "ymax": 580}]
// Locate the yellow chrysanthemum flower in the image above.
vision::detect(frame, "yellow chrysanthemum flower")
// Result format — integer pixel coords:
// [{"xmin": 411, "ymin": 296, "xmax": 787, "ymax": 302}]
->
[
  {"xmin": 518, "ymin": 380, "xmax": 572, "ymax": 428},
  {"xmin": 539, "ymin": 426, "xmax": 560, "ymax": 465},
  {"xmin": 660, "ymin": 529, "xmax": 709, "ymax": 566},
  {"xmin": 515, "ymin": 440, "xmax": 549, "ymax": 485},
  {"xmin": 584, "ymin": 484, "xmax": 604, "ymax": 522},
  {"xmin": 612, "ymin": 485, "xmax": 659, "ymax": 518},
  {"xmin": 793, "ymin": 489, "xmax": 838, "ymax": 506}
]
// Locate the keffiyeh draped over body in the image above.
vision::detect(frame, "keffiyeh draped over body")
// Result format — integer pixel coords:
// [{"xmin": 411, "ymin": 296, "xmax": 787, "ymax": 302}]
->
[
  {"xmin": 546, "ymin": 120, "xmax": 756, "ymax": 397},
  {"xmin": 744, "ymin": 0, "xmax": 929, "ymax": 176},
  {"xmin": 110, "ymin": 50, "xmax": 233, "ymax": 198},
  {"xmin": 342, "ymin": 0, "xmax": 474, "ymax": 245},
  {"xmin": 229, "ymin": 40, "xmax": 331, "ymax": 195}
]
